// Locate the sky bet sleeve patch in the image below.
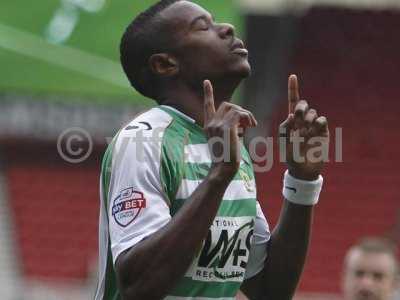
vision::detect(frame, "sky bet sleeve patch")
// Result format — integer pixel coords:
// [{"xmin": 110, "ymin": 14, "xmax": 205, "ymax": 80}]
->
[{"xmin": 112, "ymin": 188, "xmax": 146, "ymax": 227}]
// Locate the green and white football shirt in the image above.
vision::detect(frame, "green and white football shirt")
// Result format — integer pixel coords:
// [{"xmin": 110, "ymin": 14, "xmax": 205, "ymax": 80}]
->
[{"xmin": 95, "ymin": 105, "xmax": 270, "ymax": 300}]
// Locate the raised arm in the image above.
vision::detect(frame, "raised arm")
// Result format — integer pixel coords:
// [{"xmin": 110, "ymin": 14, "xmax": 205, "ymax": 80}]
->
[{"xmin": 241, "ymin": 75, "xmax": 329, "ymax": 299}]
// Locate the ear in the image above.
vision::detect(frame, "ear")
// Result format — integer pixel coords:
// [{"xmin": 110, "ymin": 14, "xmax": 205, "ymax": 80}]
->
[{"xmin": 149, "ymin": 53, "xmax": 179, "ymax": 77}]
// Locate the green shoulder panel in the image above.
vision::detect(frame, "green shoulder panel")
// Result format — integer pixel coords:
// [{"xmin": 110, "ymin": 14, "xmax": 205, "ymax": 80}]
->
[{"xmin": 159, "ymin": 119, "xmax": 186, "ymax": 213}]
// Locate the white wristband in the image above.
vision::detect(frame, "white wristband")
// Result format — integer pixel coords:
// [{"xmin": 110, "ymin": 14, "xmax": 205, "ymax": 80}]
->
[{"xmin": 282, "ymin": 170, "xmax": 323, "ymax": 206}]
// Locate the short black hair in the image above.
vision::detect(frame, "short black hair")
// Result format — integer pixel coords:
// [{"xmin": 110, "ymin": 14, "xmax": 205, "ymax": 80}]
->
[{"xmin": 120, "ymin": 0, "xmax": 183, "ymax": 102}]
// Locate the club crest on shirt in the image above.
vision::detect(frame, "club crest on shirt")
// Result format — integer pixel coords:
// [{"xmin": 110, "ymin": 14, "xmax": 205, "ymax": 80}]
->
[
  {"xmin": 239, "ymin": 170, "xmax": 254, "ymax": 192},
  {"xmin": 112, "ymin": 188, "xmax": 146, "ymax": 227}
]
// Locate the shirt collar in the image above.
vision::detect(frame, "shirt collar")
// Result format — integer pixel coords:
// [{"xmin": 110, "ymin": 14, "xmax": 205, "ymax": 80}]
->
[{"xmin": 160, "ymin": 105, "xmax": 196, "ymax": 124}]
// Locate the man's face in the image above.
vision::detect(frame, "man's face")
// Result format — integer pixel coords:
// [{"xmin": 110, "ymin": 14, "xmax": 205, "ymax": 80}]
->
[
  {"xmin": 343, "ymin": 249, "xmax": 398, "ymax": 300},
  {"xmin": 161, "ymin": 1, "xmax": 251, "ymax": 84}
]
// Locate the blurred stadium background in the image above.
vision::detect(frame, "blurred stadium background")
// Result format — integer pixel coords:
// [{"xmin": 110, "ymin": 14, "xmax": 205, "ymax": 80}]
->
[{"xmin": 0, "ymin": 0, "xmax": 399, "ymax": 299}]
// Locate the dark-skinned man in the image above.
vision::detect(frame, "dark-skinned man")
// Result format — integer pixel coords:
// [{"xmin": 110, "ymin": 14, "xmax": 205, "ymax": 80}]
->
[{"xmin": 94, "ymin": 1, "xmax": 329, "ymax": 299}]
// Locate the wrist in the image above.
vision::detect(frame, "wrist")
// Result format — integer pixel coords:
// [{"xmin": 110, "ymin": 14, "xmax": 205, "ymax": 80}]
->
[
  {"xmin": 208, "ymin": 164, "xmax": 237, "ymax": 185},
  {"xmin": 283, "ymin": 170, "xmax": 323, "ymax": 206},
  {"xmin": 288, "ymin": 168, "xmax": 320, "ymax": 181}
]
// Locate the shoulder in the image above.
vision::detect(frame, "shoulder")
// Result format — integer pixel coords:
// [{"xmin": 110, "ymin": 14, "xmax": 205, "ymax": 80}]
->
[
  {"xmin": 113, "ymin": 107, "xmax": 174, "ymax": 151},
  {"xmin": 119, "ymin": 107, "xmax": 173, "ymax": 138},
  {"xmin": 127, "ymin": 107, "xmax": 173, "ymax": 130},
  {"xmin": 103, "ymin": 107, "xmax": 175, "ymax": 174}
]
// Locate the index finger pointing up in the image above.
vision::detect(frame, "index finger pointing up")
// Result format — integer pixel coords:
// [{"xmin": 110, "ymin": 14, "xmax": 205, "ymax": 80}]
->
[
  {"xmin": 203, "ymin": 80, "xmax": 216, "ymax": 125},
  {"xmin": 288, "ymin": 74, "xmax": 300, "ymax": 114}
]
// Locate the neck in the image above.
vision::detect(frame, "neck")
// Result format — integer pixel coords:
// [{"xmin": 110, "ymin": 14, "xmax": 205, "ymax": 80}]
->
[{"xmin": 161, "ymin": 78, "xmax": 240, "ymax": 126}]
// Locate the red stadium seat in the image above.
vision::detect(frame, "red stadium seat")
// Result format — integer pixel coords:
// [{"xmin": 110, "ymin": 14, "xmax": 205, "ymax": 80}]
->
[{"xmin": 7, "ymin": 161, "xmax": 99, "ymax": 281}]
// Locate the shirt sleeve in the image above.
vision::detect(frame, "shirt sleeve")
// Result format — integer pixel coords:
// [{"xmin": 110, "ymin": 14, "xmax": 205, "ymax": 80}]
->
[
  {"xmin": 244, "ymin": 201, "xmax": 271, "ymax": 279},
  {"xmin": 107, "ymin": 128, "xmax": 171, "ymax": 264}
]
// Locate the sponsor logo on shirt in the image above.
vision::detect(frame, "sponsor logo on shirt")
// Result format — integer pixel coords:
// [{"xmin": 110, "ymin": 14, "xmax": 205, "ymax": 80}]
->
[
  {"xmin": 125, "ymin": 121, "xmax": 152, "ymax": 131},
  {"xmin": 187, "ymin": 216, "xmax": 254, "ymax": 282},
  {"xmin": 112, "ymin": 188, "xmax": 146, "ymax": 227}
]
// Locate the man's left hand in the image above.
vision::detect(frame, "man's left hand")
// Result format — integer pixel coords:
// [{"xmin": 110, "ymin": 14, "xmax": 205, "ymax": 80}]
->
[{"xmin": 280, "ymin": 74, "xmax": 330, "ymax": 181}]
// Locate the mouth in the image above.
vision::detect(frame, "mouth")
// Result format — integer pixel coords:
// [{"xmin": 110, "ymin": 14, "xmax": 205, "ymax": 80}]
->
[
  {"xmin": 357, "ymin": 290, "xmax": 375, "ymax": 300},
  {"xmin": 231, "ymin": 39, "xmax": 248, "ymax": 56}
]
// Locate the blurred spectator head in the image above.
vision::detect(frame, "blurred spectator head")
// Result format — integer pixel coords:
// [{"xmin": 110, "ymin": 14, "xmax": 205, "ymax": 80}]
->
[{"xmin": 342, "ymin": 237, "xmax": 399, "ymax": 300}]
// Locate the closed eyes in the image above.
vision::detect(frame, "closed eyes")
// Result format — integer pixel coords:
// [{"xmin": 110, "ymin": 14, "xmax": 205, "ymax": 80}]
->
[
  {"xmin": 196, "ymin": 19, "xmax": 209, "ymax": 31},
  {"xmin": 190, "ymin": 14, "xmax": 215, "ymax": 31}
]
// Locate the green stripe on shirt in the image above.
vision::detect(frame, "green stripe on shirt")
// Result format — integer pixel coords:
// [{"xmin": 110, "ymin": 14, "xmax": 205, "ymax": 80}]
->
[
  {"xmin": 171, "ymin": 198, "xmax": 256, "ymax": 217},
  {"xmin": 168, "ymin": 277, "xmax": 240, "ymax": 298}
]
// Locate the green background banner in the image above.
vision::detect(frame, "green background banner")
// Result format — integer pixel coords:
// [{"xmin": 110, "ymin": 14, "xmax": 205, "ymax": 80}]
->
[{"xmin": 0, "ymin": 0, "xmax": 241, "ymax": 105}]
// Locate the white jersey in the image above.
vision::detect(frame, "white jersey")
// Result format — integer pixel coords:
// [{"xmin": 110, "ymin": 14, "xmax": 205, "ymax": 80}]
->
[{"xmin": 95, "ymin": 106, "xmax": 270, "ymax": 300}]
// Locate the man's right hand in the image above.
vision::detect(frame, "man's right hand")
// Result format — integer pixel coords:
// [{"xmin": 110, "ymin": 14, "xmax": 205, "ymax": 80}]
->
[{"xmin": 203, "ymin": 80, "xmax": 257, "ymax": 179}]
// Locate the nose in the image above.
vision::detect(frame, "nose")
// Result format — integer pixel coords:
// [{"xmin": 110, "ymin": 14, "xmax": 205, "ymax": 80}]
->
[
  {"xmin": 358, "ymin": 274, "xmax": 375, "ymax": 289},
  {"xmin": 218, "ymin": 23, "xmax": 235, "ymax": 39}
]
